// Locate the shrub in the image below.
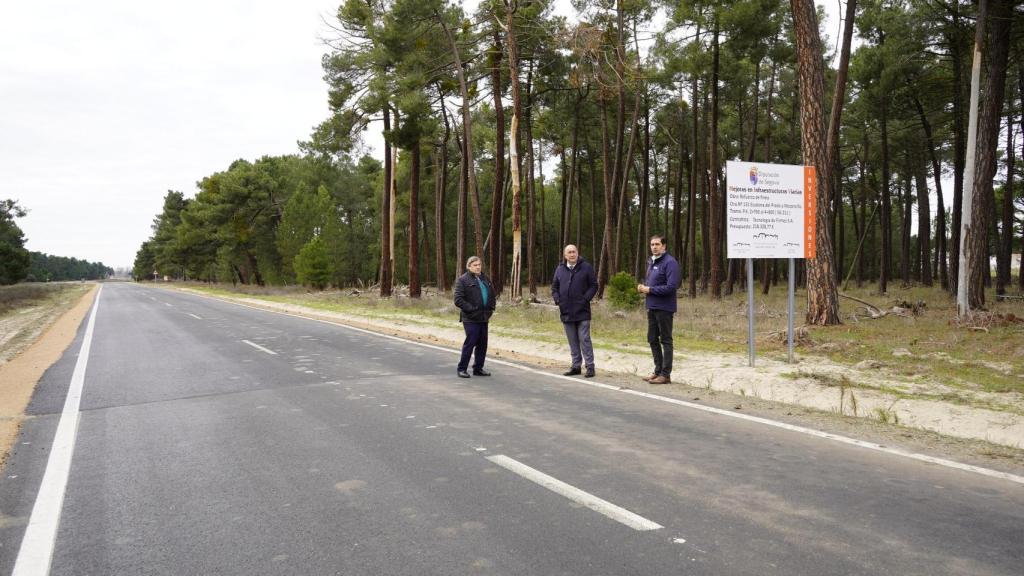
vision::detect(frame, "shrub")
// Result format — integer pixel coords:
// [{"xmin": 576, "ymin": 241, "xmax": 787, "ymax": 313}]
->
[{"xmin": 607, "ymin": 271, "xmax": 643, "ymax": 309}]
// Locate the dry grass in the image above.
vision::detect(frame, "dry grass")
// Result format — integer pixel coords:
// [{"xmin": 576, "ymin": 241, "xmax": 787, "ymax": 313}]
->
[
  {"xmin": 0, "ymin": 282, "xmax": 91, "ymax": 364},
  {"xmin": 0, "ymin": 283, "xmax": 70, "ymax": 316},
  {"xmin": 176, "ymin": 280, "xmax": 1024, "ymax": 399}
]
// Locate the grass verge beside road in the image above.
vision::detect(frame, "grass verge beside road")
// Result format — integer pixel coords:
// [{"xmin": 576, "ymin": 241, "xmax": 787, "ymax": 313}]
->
[
  {"xmin": 179, "ymin": 281, "xmax": 1024, "ymax": 402},
  {"xmin": 0, "ymin": 282, "xmax": 96, "ymax": 467}
]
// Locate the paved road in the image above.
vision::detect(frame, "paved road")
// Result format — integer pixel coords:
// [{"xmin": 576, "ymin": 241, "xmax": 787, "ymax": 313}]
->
[{"xmin": 0, "ymin": 282, "xmax": 1021, "ymax": 575}]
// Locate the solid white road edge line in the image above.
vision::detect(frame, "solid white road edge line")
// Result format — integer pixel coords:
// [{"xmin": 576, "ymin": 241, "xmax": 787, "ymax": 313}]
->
[
  {"xmin": 162, "ymin": 287, "xmax": 1024, "ymax": 487},
  {"xmin": 486, "ymin": 455, "xmax": 662, "ymax": 531},
  {"xmin": 13, "ymin": 285, "xmax": 103, "ymax": 576},
  {"xmin": 241, "ymin": 339, "xmax": 277, "ymax": 355}
]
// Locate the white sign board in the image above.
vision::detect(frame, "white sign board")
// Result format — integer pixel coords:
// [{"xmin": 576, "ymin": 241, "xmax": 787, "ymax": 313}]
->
[{"xmin": 726, "ymin": 161, "xmax": 817, "ymax": 259}]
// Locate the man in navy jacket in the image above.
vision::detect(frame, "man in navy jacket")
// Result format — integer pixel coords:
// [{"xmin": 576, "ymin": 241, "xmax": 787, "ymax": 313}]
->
[
  {"xmin": 551, "ymin": 244, "xmax": 598, "ymax": 377},
  {"xmin": 637, "ymin": 234, "xmax": 680, "ymax": 384}
]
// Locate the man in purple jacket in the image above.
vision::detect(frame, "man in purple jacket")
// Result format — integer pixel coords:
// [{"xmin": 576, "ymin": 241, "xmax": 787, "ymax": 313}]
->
[
  {"xmin": 552, "ymin": 244, "xmax": 598, "ymax": 377},
  {"xmin": 637, "ymin": 234, "xmax": 680, "ymax": 384}
]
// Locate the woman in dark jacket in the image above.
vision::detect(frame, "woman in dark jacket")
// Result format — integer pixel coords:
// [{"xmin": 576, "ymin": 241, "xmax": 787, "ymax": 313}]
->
[{"xmin": 453, "ymin": 256, "xmax": 496, "ymax": 378}]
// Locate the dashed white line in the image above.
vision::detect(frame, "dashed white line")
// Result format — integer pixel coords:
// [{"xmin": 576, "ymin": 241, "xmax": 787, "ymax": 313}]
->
[
  {"xmin": 163, "ymin": 302, "xmax": 173, "ymax": 307},
  {"xmin": 187, "ymin": 313, "xmax": 203, "ymax": 320},
  {"xmin": 241, "ymin": 340, "xmax": 277, "ymax": 355},
  {"xmin": 486, "ymin": 455, "xmax": 663, "ymax": 532},
  {"xmin": 166, "ymin": 287, "xmax": 1024, "ymax": 486},
  {"xmin": 13, "ymin": 285, "xmax": 103, "ymax": 575}
]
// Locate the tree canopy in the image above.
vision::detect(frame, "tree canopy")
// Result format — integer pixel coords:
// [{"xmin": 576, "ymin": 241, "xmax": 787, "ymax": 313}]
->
[{"xmin": 133, "ymin": 0, "xmax": 1024, "ymax": 321}]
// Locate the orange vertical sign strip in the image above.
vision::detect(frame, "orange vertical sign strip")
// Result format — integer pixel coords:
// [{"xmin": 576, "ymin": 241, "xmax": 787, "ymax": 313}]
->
[{"xmin": 804, "ymin": 166, "xmax": 817, "ymax": 259}]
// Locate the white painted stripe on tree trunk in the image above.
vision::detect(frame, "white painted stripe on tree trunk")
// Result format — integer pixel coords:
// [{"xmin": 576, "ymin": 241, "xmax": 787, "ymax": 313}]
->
[
  {"xmin": 168, "ymin": 287, "xmax": 1024, "ymax": 487},
  {"xmin": 242, "ymin": 339, "xmax": 277, "ymax": 355},
  {"xmin": 486, "ymin": 454, "xmax": 662, "ymax": 532},
  {"xmin": 13, "ymin": 285, "xmax": 103, "ymax": 576}
]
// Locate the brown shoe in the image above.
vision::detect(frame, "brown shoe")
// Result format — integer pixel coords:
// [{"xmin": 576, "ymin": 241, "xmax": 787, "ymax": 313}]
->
[
  {"xmin": 641, "ymin": 373, "xmax": 658, "ymax": 382},
  {"xmin": 649, "ymin": 375, "xmax": 671, "ymax": 385}
]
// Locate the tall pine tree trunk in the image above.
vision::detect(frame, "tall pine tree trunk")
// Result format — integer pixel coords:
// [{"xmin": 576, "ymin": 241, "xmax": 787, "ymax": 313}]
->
[
  {"xmin": 488, "ymin": 30, "xmax": 506, "ymax": 290},
  {"xmin": 436, "ymin": 94, "xmax": 451, "ymax": 292},
  {"xmin": 506, "ymin": 4, "xmax": 524, "ymax": 301},
  {"xmin": 916, "ymin": 157, "xmax": 932, "ymax": 286},
  {"xmin": 524, "ymin": 60, "xmax": 537, "ymax": 298},
  {"xmin": 997, "ymin": 83, "xmax": 1015, "ymax": 295},
  {"xmin": 966, "ymin": 0, "xmax": 1013, "ymax": 310},
  {"xmin": 911, "ymin": 93, "xmax": 945, "ymax": 289},
  {"xmin": 380, "ymin": 104, "xmax": 393, "ymax": 297},
  {"xmin": 948, "ymin": 2, "xmax": 967, "ymax": 294},
  {"xmin": 709, "ymin": 18, "xmax": 723, "ymax": 298},
  {"xmin": 409, "ymin": 143, "xmax": 421, "ymax": 298},
  {"xmin": 791, "ymin": 0, "xmax": 841, "ymax": 325},
  {"xmin": 437, "ymin": 12, "xmax": 484, "ymax": 263}
]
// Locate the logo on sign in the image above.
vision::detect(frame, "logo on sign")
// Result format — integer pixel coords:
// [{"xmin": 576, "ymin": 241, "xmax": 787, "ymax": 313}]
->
[{"xmin": 749, "ymin": 166, "xmax": 758, "ymax": 185}]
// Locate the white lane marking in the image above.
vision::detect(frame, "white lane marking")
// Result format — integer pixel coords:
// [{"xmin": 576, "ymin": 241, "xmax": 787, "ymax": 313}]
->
[
  {"xmin": 172, "ymin": 288, "xmax": 1024, "ymax": 486},
  {"xmin": 13, "ymin": 285, "xmax": 103, "ymax": 576},
  {"xmin": 187, "ymin": 313, "xmax": 203, "ymax": 320},
  {"xmin": 163, "ymin": 302, "xmax": 172, "ymax": 307},
  {"xmin": 487, "ymin": 455, "xmax": 663, "ymax": 532},
  {"xmin": 242, "ymin": 340, "xmax": 277, "ymax": 355}
]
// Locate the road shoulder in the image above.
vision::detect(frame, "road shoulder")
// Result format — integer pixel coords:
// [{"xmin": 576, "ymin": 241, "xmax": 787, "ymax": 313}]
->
[{"xmin": 0, "ymin": 284, "xmax": 97, "ymax": 467}]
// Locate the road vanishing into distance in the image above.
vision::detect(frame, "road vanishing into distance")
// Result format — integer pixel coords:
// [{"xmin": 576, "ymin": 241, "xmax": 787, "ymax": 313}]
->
[{"xmin": 0, "ymin": 282, "xmax": 1021, "ymax": 575}]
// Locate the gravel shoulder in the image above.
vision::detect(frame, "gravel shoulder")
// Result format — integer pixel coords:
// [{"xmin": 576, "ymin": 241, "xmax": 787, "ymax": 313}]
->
[{"xmin": 0, "ymin": 284, "xmax": 96, "ymax": 466}]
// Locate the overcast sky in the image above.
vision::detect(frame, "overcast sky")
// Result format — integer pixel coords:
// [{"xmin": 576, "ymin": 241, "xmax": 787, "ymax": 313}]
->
[{"xmin": 4, "ymin": 1, "xmax": 845, "ymax": 270}]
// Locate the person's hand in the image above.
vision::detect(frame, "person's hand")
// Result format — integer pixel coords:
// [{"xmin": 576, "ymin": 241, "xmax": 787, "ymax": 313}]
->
[{"xmin": 637, "ymin": 284, "xmax": 649, "ymax": 294}]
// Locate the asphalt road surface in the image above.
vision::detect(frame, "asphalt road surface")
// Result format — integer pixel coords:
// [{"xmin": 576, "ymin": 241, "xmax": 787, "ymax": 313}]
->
[{"xmin": 0, "ymin": 282, "xmax": 1021, "ymax": 575}]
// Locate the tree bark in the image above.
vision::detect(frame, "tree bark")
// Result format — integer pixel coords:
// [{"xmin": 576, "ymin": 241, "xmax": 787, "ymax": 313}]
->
[
  {"xmin": 997, "ymin": 82, "xmax": 1015, "ymax": 294},
  {"xmin": 709, "ymin": 18, "xmax": 723, "ymax": 298},
  {"xmin": 436, "ymin": 94, "xmax": 451, "ymax": 292},
  {"xmin": 636, "ymin": 90, "xmax": 651, "ymax": 279},
  {"xmin": 966, "ymin": 0, "xmax": 1013, "ymax": 310},
  {"xmin": 901, "ymin": 168, "xmax": 911, "ymax": 287},
  {"xmin": 948, "ymin": 1, "xmax": 967, "ymax": 294},
  {"xmin": 488, "ymin": 30, "xmax": 506, "ymax": 290},
  {"xmin": 436, "ymin": 12, "xmax": 484, "ymax": 263},
  {"xmin": 915, "ymin": 155, "xmax": 932, "ymax": 286},
  {"xmin": 597, "ymin": 100, "xmax": 614, "ymax": 296},
  {"xmin": 409, "ymin": 143, "xmax": 421, "ymax": 298},
  {"xmin": 879, "ymin": 77, "xmax": 892, "ymax": 294},
  {"xmin": 524, "ymin": 60, "xmax": 537, "ymax": 298},
  {"xmin": 505, "ymin": 3, "xmax": 524, "ymax": 301},
  {"xmin": 791, "ymin": 0, "xmax": 841, "ymax": 325},
  {"xmin": 911, "ymin": 92, "xmax": 945, "ymax": 289},
  {"xmin": 380, "ymin": 104, "xmax": 393, "ymax": 297}
]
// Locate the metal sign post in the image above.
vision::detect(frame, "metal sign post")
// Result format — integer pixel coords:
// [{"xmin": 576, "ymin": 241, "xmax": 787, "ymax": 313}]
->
[
  {"xmin": 747, "ymin": 258, "xmax": 755, "ymax": 367},
  {"xmin": 726, "ymin": 161, "xmax": 815, "ymax": 367},
  {"xmin": 788, "ymin": 258, "xmax": 795, "ymax": 363}
]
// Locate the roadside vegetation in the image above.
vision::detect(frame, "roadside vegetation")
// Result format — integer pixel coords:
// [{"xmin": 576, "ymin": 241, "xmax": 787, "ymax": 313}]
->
[
  {"xmin": 175, "ymin": 281, "xmax": 1024, "ymax": 406},
  {"xmin": 0, "ymin": 283, "xmax": 91, "ymax": 363}
]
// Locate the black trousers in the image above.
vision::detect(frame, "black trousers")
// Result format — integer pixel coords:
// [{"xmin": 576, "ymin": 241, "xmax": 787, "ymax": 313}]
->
[
  {"xmin": 647, "ymin": 309, "xmax": 674, "ymax": 376},
  {"xmin": 458, "ymin": 321, "xmax": 488, "ymax": 372}
]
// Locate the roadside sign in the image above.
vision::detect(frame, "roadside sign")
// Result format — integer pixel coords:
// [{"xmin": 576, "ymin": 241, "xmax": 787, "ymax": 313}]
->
[{"xmin": 726, "ymin": 161, "xmax": 816, "ymax": 259}]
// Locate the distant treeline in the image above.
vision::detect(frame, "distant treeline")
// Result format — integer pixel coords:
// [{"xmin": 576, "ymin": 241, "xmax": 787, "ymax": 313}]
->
[{"xmin": 28, "ymin": 252, "xmax": 112, "ymax": 282}]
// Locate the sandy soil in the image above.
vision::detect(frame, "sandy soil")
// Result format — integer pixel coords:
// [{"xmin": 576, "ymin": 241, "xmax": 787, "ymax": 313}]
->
[
  {"xmin": 0, "ymin": 285, "xmax": 97, "ymax": 466},
  {"xmin": 176, "ymin": 289, "xmax": 1024, "ymax": 449}
]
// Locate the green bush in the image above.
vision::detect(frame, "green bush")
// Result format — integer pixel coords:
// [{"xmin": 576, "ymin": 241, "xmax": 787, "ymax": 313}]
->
[
  {"xmin": 294, "ymin": 236, "xmax": 331, "ymax": 290},
  {"xmin": 607, "ymin": 271, "xmax": 643, "ymax": 309}
]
